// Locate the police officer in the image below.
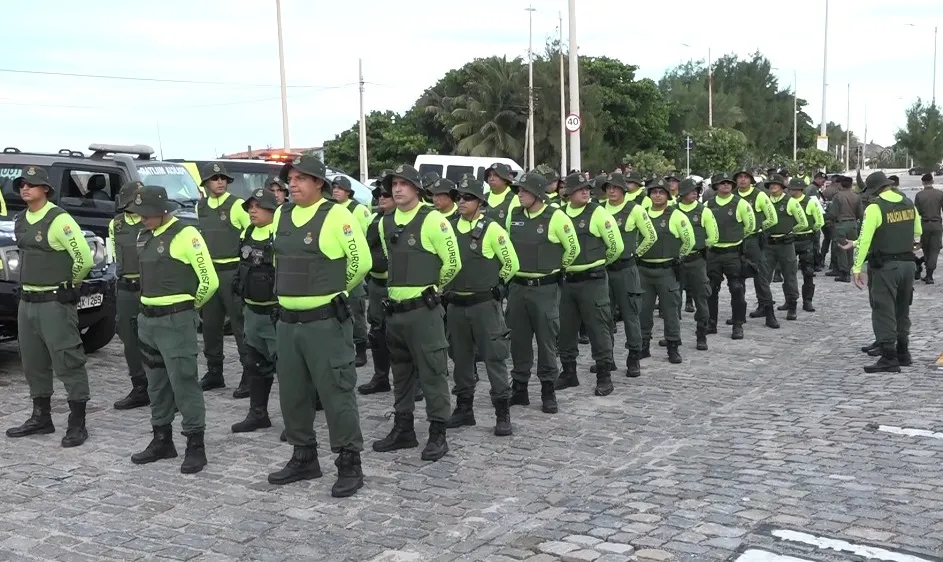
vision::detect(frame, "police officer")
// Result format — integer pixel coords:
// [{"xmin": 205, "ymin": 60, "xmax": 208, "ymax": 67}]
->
[
  {"xmin": 541, "ymin": 169, "xmax": 562, "ymax": 205},
  {"xmin": 674, "ymin": 178, "xmax": 718, "ymax": 350},
  {"xmin": 665, "ymin": 172, "xmax": 682, "ymax": 203},
  {"xmin": 196, "ymin": 162, "xmax": 252, "ymax": 395},
  {"xmin": 828, "ymin": 175, "xmax": 863, "ymax": 283},
  {"xmin": 5, "ymin": 166, "xmax": 94, "ymax": 447},
  {"xmin": 110, "ymin": 181, "xmax": 149, "ymax": 410},
  {"xmin": 372, "ymin": 164, "xmax": 460, "ymax": 462},
  {"xmin": 428, "ymin": 178, "xmax": 459, "ymax": 218},
  {"xmin": 624, "ymin": 171, "xmax": 652, "ymax": 209},
  {"xmin": 787, "ymin": 178, "xmax": 824, "ymax": 312},
  {"xmin": 637, "ymin": 179, "xmax": 695, "ymax": 363},
  {"xmin": 914, "ymin": 172, "xmax": 943, "ymax": 283},
  {"xmin": 484, "ymin": 163, "xmax": 520, "ymax": 222},
  {"xmin": 763, "ymin": 175, "xmax": 808, "ymax": 321},
  {"xmin": 705, "ymin": 174, "xmax": 756, "ymax": 339},
  {"xmin": 443, "ymin": 177, "xmax": 519, "ymax": 435},
  {"xmin": 505, "ymin": 173, "xmax": 579, "ymax": 413},
  {"xmin": 848, "ymin": 172, "xmax": 921, "ymax": 373},
  {"xmin": 267, "ymin": 177, "xmax": 289, "ymax": 206},
  {"xmin": 735, "ymin": 168, "xmax": 779, "ymax": 328},
  {"xmin": 269, "ymin": 155, "xmax": 370, "ymax": 496},
  {"xmin": 128, "ymin": 185, "xmax": 218, "ymax": 474},
  {"xmin": 230, "ymin": 188, "xmax": 279, "ymax": 434},
  {"xmin": 555, "ymin": 173, "xmax": 623, "ymax": 395},
  {"xmin": 359, "ymin": 173, "xmax": 396, "ymax": 395},
  {"xmin": 332, "ymin": 176, "xmax": 372, "ymax": 367},
  {"xmin": 602, "ymin": 171, "xmax": 657, "ymax": 377}
]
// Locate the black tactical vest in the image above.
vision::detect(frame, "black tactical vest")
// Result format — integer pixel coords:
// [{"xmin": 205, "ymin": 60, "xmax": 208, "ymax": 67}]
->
[
  {"xmin": 508, "ymin": 206, "xmax": 564, "ymax": 274},
  {"xmin": 15, "ymin": 206, "xmax": 74, "ymax": 286},
  {"xmin": 677, "ymin": 202, "xmax": 707, "ymax": 251},
  {"xmin": 567, "ymin": 202, "xmax": 606, "ymax": 266},
  {"xmin": 274, "ymin": 203, "xmax": 347, "ymax": 297},
  {"xmin": 198, "ymin": 195, "xmax": 242, "ymax": 260},
  {"xmin": 366, "ymin": 214, "xmax": 388, "ymax": 275},
  {"xmin": 871, "ymin": 196, "xmax": 917, "ymax": 257},
  {"xmin": 707, "ymin": 195, "xmax": 745, "ymax": 244},
  {"xmin": 138, "ymin": 221, "xmax": 199, "ymax": 298},
  {"xmin": 447, "ymin": 216, "xmax": 500, "ymax": 292},
  {"xmin": 769, "ymin": 196, "xmax": 797, "ymax": 236},
  {"xmin": 113, "ymin": 215, "xmax": 144, "ymax": 277},
  {"xmin": 608, "ymin": 200, "xmax": 639, "ymax": 257},
  {"xmin": 641, "ymin": 207, "xmax": 681, "ymax": 260},
  {"xmin": 383, "ymin": 206, "xmax": 442, "ymax": 287},
  {"xmin": 237, "ymin": 225, "xmax": 275, "ymax": 302},
  {"xmin": 484, "ymin": 189, "xmax": 516, "ymax": 222}
]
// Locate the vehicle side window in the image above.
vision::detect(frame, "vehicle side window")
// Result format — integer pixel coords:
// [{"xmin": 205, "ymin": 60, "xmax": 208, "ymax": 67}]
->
[
  {"xmin": 476, "ymin": 167, "xmax": 487, "ymax": 181},
  {"xmin": 59, "ymin": 168, "xmax": 119, "ymax": 213},
  {"xmin": 0, "ymin": 165, "xmax": 26, "ymax": 204},
  {"xmin": 418, "ymin": 164, "xmax": 443, "ymax": 177},
  {"xmin": 445, "ymin": 165, "xmax": 474, "ymax": 183}
]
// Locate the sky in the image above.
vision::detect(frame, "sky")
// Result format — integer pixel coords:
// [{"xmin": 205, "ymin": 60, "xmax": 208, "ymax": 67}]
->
[{"xmin": 2, "ymin": 0, "xmax": 942, "ymax": 161}]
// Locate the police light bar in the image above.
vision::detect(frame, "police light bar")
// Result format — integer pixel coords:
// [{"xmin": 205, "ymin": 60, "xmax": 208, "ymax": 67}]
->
[{"xmin": 88, "ymin": 143, "xmax": 154, "ymax": 161}]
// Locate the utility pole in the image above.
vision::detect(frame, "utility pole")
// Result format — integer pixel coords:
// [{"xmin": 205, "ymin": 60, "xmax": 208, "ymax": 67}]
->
[
  {"xmin": 275, "ymin": 0, "xmax": 290, "ymax": 150},
  {"xmin": 845, "ymin": 83, "xmax": 851, "ymax": 171},
  {"xmin": 567, "ymin": 0, "xmax": 581, "ymax": 171},
  {"xmin": 156, "ymin": 122, "xmax": 165, "ymax": 161},
  {"xmin": 526, "ymin": 5, "xmax": 536, "ymax": 171},
  {"xmin": 934, "ymin": 25, "xmax": 938, "ymax": 105},
  {"xmin": 818, "ymin": 0, "xmax": 829, "ymax": 151},
  {"xmin": 358, "ymin": 58, "xmax": 368, "ymax": 183},
  {"xmin": 684, "ymin": 136, "xmax": 692, "ymax": 176},
  {"xmin": 708, "ymin": 48, "xmax": 713, "ymax": 128},
  {"xmin": 559, "ymin": 11, "xmax": 566, "ymax": 178},
  {"xmin": 793, "ymin": 70, "xmax": 798, "ymax": 161}
]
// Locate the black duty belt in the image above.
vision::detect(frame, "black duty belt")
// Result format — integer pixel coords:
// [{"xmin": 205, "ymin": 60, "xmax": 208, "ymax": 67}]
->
[
  {"xmin": 384, "ymin": 293, "xmax": 440, "ymax": 315},
  {"xmin": 767, "ymin": 235, "xmax": 795, "ymax": 245},
  {"xmin": 444, "ymin": 291, "xmax": 493, "ymax": 307},
  {"xmin": 564, "ymin": 267, "xmax": 607, "ymax": 283},
  {"xmin": 117, "ymin": 277, "xmax": 141, "ymax": 292},
  {"xmin": 246, "ymin": 302, "xmax": 277, "ymax": 315},
  {"xmin": 638, "ymin": 260, "xmax": 675, "ymax": 269},
  {"xmin": 19, "ymin": 290, "xmax": 60, "ymax": 303},
  {"xmin": 875, "ymin": 252, "xmax": 915, "ymax": 263},
  {"xmin": 279, "ymin": 302, "xmax": 341, "ymax": 324},
  {"xmin": 838, "ymin": 218, "xmax": 857, "ymax": 222},
  {"xmin": 607, "ymin": 258, "xmax": 635, "ymax": 272},
  {"xmin": 141, "ymin": 301, "xmax": 195, "ymax": 318},
  {"xmin": 213, "ymin": 261, "xmax": 240, "ymax": 272},
  {"xmin": 922, "ymin": 218, "xmax": 942, "ymax": 223},
  {"xmin": 709, "ymin": 245, "xmax": 742, "ymax": 254},
  {"xmin": 511, "ymin": 272, "xmax": 561, "ymax": 287},
  {"xmin": 795, "ymin": 232, "xmax": 815, "ymax": 241},
  {"xmin": 368, "ymin": 276, "xmax": 388, "ymax": 287},
  {"xmin": 683, "ymin": 249, "xmax": 707, "ymax": 263}
]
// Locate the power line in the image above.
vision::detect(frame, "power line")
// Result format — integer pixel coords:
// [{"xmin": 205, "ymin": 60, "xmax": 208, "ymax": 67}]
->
[{"xmin": 0, "ymin": 67, "xmax": 351, "ymax": 89}]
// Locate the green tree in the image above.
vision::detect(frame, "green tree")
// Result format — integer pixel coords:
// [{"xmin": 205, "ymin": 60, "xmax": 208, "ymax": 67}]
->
[
  {"xmin": 795, "ymin": 148, "xmax": 843, "ymax": 174},
  {"xmin": 323, "ymin": 110, "xmax": 431, "ymax": 178},
  {"xmin": 895, "ymin": 100, "xmax": 943, "ymax": 169},
  {"xmin": 623, "ymin": 150, "xmax": 673, "ymax": 177},
  {"xmin": 688, "ymin": 128, "xmax": 749, "ymax": 176}
]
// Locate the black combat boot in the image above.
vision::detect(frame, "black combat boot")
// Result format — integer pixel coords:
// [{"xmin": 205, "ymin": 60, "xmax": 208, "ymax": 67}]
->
[
  {"xmin": 331, "ymin": 450, "xmax": 364, "ymax": 498},
  {"xmin": 268, "ymin": 446, "xmax": 322, "ymax": 485},
  {"xmin": 554, "ymin": 361, "xmax": 579, "ymax": 390},
  {"xmin": 926, "ymin": 269, "xmax": 935, "ymax": 284},
  {"xmin": 372, "ymin": 411, "xmax": 419, "ymax": 452},
  {"xmin": 897, "ymin": 337, "xmax": 912, "ymax": 367},
  {"xmin": 6, "ymin": 397, "xmax": 55, "ymax": 438},
  {"xmin": 61, "ymin": 400, "xmax": 88, "ymax": 448},
  {"xmin": 359, "ymin": 331, "xmax": 391, "ymax": 394},
  {"xmin": 578, "ymin": 324, "xmax": 590, "ymax": 345},
  {"xmin": 199, "ymin": 367, "xmax": 225, "ymax": 391},
  {"xmin": 640, "ymin": 339, "xmax": 651, "ymax": 359},
  {"xmin": 415, "ymin": 386, "xmax": 424, "ymax": 402},
  {"xmin": 354, "ymin": 342, "xmax": 368, "ymax": 368},
  {"xmin": 864, "ymin": 345, "xmax": 901, "ymax": 373},
  {"xmin": 802, "ymin": 285, "xmax": 816, "ymax": 312},
  {"xmin": 446, "ymin": 395, "xmax": 476, "ymax": 429},
  {"xmin": 180, "ymin": 432, "xmax": 207, "ymax": 474},
  {"xmin": 764, "ymin": 305, "xmax": 780, "ymax": 329},
  {"xmin": 421, "ymin": 421, "xmax": 449, "ymax": 461},
  {"xmin": 707, "ymin": 319, "xmax": 718, "ymax": 335},
  {"xmin": 731, "ymin": 322, "xmax": 744, "ymax": 340},
  {"xmin": 625, "ymin": 351, "xmax": 641, "ymax": 378},
  {"xmin": 131, "ymin": 425, "xmax": 177, "ymax": 464},
  {"xmin": 492, "ymin": 398, "xmax": 512, "ymax": 436},
  {"xmin": 588, "ymin": 360, "xmax": 617, "ymax": 374},
  {"xmin": 684, "ymin": 294, "xmax": 695, "ymax": 313},
  {"xmin": 114, "ymin": 378, "xmax": 150, "ymax": 410},
  {"xmin": 658, "ymin": 339, "xmax": 668, "ymax": 347},
  {"xmin": 593, "ymin": 365, "xmax": 614, "ymax": 396},
  {"xmin": 834, "ymin": 273, "xmax": 851, "ymax": 283},
  {"xmin": 540, "ymin": 381, "xmax": 558, "ymax": 414},
  {"xmin": 915, "ymin": 260, "xmax": 923, "ymax": 280},
  {"xmin": 695, "ymin": 327, "xmax": 708, "ymax": 351},
  {"xmin": 786, "ymin": 300, "xmax": 798, "ymax": 321},
  {"xmin": 231, "ymin": 377, "xmax": 273, "ymax": 433},
  {"xmin": 777, "ymin": 302, "xmax": 789, "ymax": 311},
  {"xmin": 749, "ymin": 304, "xmax": 765, "ymax": 318},
  {"xmin": 357, "ymin": 373, "xmax": 391, "ymax": 395},
  {"xmin": 825, "ymin": 268, "xmax": 838, "ymax": 277},
  {"xmin": 509, "ymin": 379, "xmax": 530, "ymax": 406},
  {"xmin": 666, "ymin": 341, "xmax": 682, "ymax": 364},
  {"xmin": 232, "ymin": 367, "xmax": 250, "ymax": 399},
  {"xmin": 861, "ymin": 341, "xmax": 879, "ymax": 353},
  {"xmin": 280, "ymin": 429, "xmax": 287, "ymax": 442}
]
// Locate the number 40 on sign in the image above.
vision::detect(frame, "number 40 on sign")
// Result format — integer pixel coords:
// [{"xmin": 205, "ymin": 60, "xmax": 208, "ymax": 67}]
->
[{"xmin": 565, "ymin": 114, "xmax": 581, "ymax": 133}]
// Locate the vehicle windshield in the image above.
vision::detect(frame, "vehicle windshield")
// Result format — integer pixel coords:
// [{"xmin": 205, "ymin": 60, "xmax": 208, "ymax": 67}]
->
[{"xmin": 137, "ymin": 163, "xmax": 202, "ymax": 204}]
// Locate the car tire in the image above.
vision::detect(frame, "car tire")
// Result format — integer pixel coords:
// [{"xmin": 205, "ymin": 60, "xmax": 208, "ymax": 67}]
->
[{"xmin": 81, "ymin": 313, "xmax": 117, "ymax": 353}]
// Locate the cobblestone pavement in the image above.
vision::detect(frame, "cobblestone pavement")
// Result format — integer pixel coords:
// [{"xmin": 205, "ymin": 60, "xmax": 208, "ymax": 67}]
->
[{"xmin": 1, "ymin": 276, "xmax": 943, "ymax": 562}]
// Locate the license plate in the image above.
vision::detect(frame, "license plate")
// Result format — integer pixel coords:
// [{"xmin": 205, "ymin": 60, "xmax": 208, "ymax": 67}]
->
[{"xmin": 77, "ymin": 293, "xmax": 103, "ymax": 310}]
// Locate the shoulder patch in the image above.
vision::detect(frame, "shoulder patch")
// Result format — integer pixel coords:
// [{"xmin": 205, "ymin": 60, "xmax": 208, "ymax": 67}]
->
[
  {"xmin": 439, "ymin": 221, "xmax": 449, "ymax": 233},
  {"xmin": 497, "ymin": 234, "xmax": 507, "ymax": 246},
  {"xmin": 563, "ymin": 223, "xmax": 571, "ymax": 234},
  {"xmin": 191, "ymin": 237, "xmax": 202, "ymax": 250},
  {"xmin": 604, "ymin": 219, "xmax": 612, "ymax": 230},
  {"xmin": 342, "ymin": 224, "xmax": 353, "ymax": 237},
  {"xmin": 62, "ymin": 224, "xmax": 72, "ymax": 237}
]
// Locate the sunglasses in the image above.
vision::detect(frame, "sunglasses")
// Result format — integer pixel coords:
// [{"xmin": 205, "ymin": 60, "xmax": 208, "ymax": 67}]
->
[
  {"xmin": 458, "ymin": 193, "xmax": 479, "ymax": 202},
  {"xmin": 209, "ymin": 175, "xmax": 227, "ymax": 182}
]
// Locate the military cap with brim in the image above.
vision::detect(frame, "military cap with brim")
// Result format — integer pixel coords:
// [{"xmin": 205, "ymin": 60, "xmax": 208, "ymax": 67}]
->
[
  {"xmin": 922, "ymin": 173, "xmax": 934, "ymax": 182},
  {"xmin": 267, "ymin": 176, "xmax": 288, "ymax": 192},
  {"xmin": 117, "ymin": 180, "xmax": 145, "ymax": 211},
  {"xmin": 677, "ymin": 178, "xmax": 699, "ymax": 196},
  {"xmin": 646, "ymin": 178, "xmax": 670, "ymax": 194},
  {"xmin": 864, "ymin": 171, "xmax": 895, "ymax": 194},
  {"xmin": 427, "ymin": 178, "xmax": 457, "ymax": 196},
  {"xmin": 712, "ymin": 172, "xmax": 735, "ymax": 187},
  {"xmin": 787, "ymin": 178, "xmax": 807, "ymax": 191},
  {"xmin": 814, "ymin": 172, "xmax": 827, "ymax": 180},
  {"xmin": 279, "ymin": 154, "xmax": 330, "ymax": 185},
  {"xmin": 732, "ymin": 168, "xmax": 754, "ymax": 183},
  {"xmin": 453, "ymin": 176, "xmax": 487, "ymax": 203},
  {"xmin": 513, "ymin": 172, "xmax": 549, "ymax": 200},
  {"xmin": 242, "ymin": 187, "xmax": 279, "ymax": 212},
  {"xmin": 332, "ymin": 175, "xmax": 354, "ymax": 194},
  {"xmin": 13, "ymin": 165, "xmax": 54, "ymax": 194},
  {"xmin": 540, "ymin": 168, "xmax": 560, "ymax": 184},
  {"xmin": 765, "ymin": 174, "xmax": 787, "ymax": 189},
  {"xmin": 664, "ymin": 171, "xmax": 682, "ymax": 182},
  {"xmin": 421, "ymin": 171, "xmax": 441, "ymax": 189},
  {"xmin": 486, "ymin": 163, "xmax": 514, "ymax": 184},
  {"xmin": 604, "ymin": 171, "xmax": 630, "ymax": 191},
  {"xmin": 383, "ymin": 164, "xmax": 423, "ymax": 191},
  {"xmin": 127, "ymin": 185, "xmax": 175, "ymax": 217},
  {"xmin": 562, "ymin": 172, "xmax": 592, "ymax": 195},
  {"xmin": 624, "ymin": 171, "xmax": 644, "ymax": 186},
  {"xmin": 200, "ymin": 162, "xmax": 234, "ymax": 185}
]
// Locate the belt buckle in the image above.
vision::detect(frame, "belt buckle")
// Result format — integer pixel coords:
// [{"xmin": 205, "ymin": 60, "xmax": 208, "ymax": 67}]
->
[{"xmin": 526, "ymin": 278, "xmax": 538, "ymax": 287}]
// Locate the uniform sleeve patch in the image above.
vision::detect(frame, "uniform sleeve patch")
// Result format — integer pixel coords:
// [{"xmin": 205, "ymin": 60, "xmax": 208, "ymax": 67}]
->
[
  {"xmin": 63, "ymin": 224, "xmax": 72, "ymax": 236},
  {"xmin": 192, "ymin": 237, "xmax": 202, "ymax": 250},
  {"xmin": 497, "ymin": 235, "xmax": 506, "ymax": 246},
  {"xmin": 439, "ymin": 221, "xmax": 449, "ymax": 233},
  {"xmin": 604, "ymin": 219, "xmax": 612, "ymax": 230},
  {"xmin": 343, "ymin": 224, "xmax": 354, "ymax": 237},
  {"xmin": 563, "ymin": 224, "xmax": 571, "ymax": 233}
]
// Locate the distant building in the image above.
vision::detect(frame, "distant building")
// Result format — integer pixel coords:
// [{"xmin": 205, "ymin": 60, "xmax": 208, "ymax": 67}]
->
[{"xmin": 220, "ymin": 146, "xmax": 324, "ymax": 161}]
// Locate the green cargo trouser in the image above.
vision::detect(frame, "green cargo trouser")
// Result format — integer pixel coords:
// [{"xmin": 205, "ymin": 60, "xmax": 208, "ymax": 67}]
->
[
  {"xmin": 18, "ymin": 299, "xmax": 89, "ymax": 401},
  {"xmin": 795, "ymin": 236, "xmax": 816, "ymax": 294},
  {"xmin": 707, "ymin": 249, "xmax": 747, "ymax": 323},
  {"xmin": 244, "ymin": 306, "xmax": 277, "ymax": 377},
  {"xmin": 639, "ymin": 263, "xmax": 681, "ymax": 342},
  {"xmin": 117, "ymin": 285, "xmax": 145, "ymax": 384},
  {"xmin": 367, "ymin": 278, "xmax": 387, "ymax": 330},
  {"xmin": 608, "ymin": 263, "xmax": 642, "ymax": 352},
  {"xmin": 202, "ymin": 267, "xmax": 246, "ymax": 371},
  {"xmin": 507, "ymin": 281, "xmax": 560, "ymax": 383},
  {"xmin": 833, "ymin": 220, "xmax": 858, "ymax": 275},
  {"xmin": 678, "ymin": 254, "xmax": 711, "ymax": 329},
  {"xmin": 349, "ymin": 283, "xmax": 368, "ymax": 347},
  {"xmin": 277, "ymin": 313, "xmax": 363, "ymax": 452},
  {"xmin": 920, "ymin": 222, "xmax": 942, "ymax": 273},
  {"xmin": 743, "ymin": 235, "xmax": 773, "ymax": 307},
  {"xmin": 386, "ymin": 303, "xmax": 451, "ymax": 422},
  {"xmin": 559, "ymin": 275, "xmax": 613, "ymax": 365},
  {"xmin": 447, "ymin": 299, "xmax": 511, "ymax": 400},
  {"xmin": 763, "ymin": 238, "xmax": 799, "ymax": 303},
  {"xmin": 869, "ymin": 260, "xmax": 915, "ymax": 346},
  {"xmin": 138, "ymin": 308, "xmax": 205, "ymax": 433}
]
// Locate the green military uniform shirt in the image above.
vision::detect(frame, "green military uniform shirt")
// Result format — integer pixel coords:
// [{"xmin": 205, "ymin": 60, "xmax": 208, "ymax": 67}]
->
[{"xmin": 605, "ymin": 199, "xmax": 657, "ymax": 256}]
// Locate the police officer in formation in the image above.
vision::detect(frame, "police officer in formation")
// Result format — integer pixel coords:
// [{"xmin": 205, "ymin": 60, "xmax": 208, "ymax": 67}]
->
[
  {"xmin": 673, "ymin": 177, "xmax": 717, "ymax": 351},
  {"xmin": 735, "ymin": 169, "xmax": 779, "ymax": 328},
  {"xmin": 443, "ymin": 177, "xmax": 518, "ymax": 436},
  {"xmin": 428, "ymin": 178, "xmax": 459, "ymax": 219},
  {"xmin": 827, "ymin": 175, "xmax": 863, "ymax": 283},
  {"xmin": 914, "ymin": 172, "xmax": 943, "ymax": 284},
  {"xmin": 485, "ymin": 163, "xmax": 520, "ymax": 221},
  {"xmin": 763, "ymin": 175, "xmax": 808, "ymax": 321},
  {"xmin": 331, "ymin": 176, "xmax": 373, "ymax": 367},
  {"xmin": 267, "ymin": 177, "xmax": 289, "ymax": 206},
  {"xmin": 787, "ymin": 178, "xmax": 824, "ymax": 312}
]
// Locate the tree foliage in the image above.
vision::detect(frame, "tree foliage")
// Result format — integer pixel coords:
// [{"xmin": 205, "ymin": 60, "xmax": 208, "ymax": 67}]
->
[
  {"xmin": 794, "ymin": 148, "xmax": 843, "ymax": 174},
  {"xmin": 323, "ymin": 110, "xmax": 431, "ymax": 178},
  {"xmin": 623, "ymin": 150, "xmax": 674, "ymax": 177},
  {"xmin": 895, "ymin": 100, "xmax": 943, "ymax": 169},
  {"xmin": 687, "ymin": 128, "xmax": 749, "ymax": 176}
]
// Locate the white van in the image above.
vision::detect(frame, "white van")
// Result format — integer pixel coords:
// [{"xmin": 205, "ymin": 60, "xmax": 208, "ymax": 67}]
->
[{"xmin": 414, "ymin": 155, "xmax": 524, "ymax": 184}]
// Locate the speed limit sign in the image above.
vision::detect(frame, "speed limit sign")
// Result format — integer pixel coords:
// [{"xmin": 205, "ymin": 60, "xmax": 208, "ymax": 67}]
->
[{"xmin": 565, "ymin": 113, "xmax": 582, "ymax": 133}]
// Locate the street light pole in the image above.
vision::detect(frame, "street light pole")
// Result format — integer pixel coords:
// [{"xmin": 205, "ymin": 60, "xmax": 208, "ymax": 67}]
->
[
  {"xmin": 793, "ymin": 70, "xmax": 798, "ymax": 162},
  {"xmin": 845, "ymin": 83, "xmax": 851, "ymax": 171},
  {"xmin": 708, "ymin": 48, "xmax": 713, "ymax": 128},
  {"xmin": 567, "ymin": 0, "xmax": 581, "ymax": 171},
  {"xmin": 558, "ymin": 11, "xmax": 567, "ymax": 178},
  {"xmin": 275, "ymin": 0, "xmax": 290, "ymax": 150},
  {"xmin": 934, "ymin": 25, "xmax": 938, "ymax": 105},
  {"xmin": 358, "ymin": 58, "xmax": 368, "ymax": 183},
  {"xmin": 818, "ymin": 0, "xmax": 829, "ymax": 150},
  {"xmin": 526, "ymin": 5, "xmax": 536, "ymax": 171}
]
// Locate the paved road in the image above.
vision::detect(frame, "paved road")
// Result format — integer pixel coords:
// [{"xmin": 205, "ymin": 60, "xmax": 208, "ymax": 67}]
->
[{"xmin": 1, "ymin": 272, "xmax": 942, "ymax": 562}]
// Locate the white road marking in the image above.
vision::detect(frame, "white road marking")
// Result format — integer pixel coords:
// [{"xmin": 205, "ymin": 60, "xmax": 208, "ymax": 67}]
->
[
  {"xmin": 875, "ymin": 425, "xmax": 943, "ymax": 441},
  {"xmin": 772, "ymin": 529, "xmax": 936, "ymax": 562},
  {"xmin": 735, "ymin": 549, "xmax": 814, "ymax": 562}
]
